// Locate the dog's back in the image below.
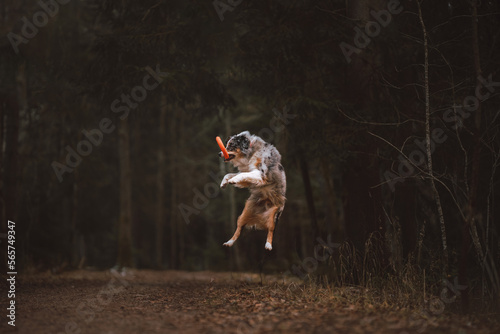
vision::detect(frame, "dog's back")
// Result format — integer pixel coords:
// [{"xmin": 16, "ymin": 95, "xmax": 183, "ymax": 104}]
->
[{"xmin": 244, "ymin": 136, "xmax": 286, "ymax": 208}]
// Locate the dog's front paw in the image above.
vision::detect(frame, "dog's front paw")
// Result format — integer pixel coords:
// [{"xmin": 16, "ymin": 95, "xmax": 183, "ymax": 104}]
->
[
  {"xmin": 265, "ymin": 242, "xmax": 272, "ymax": 251},
  {"xmin": 220, "ymin": 175, "xmax": 232, "ymax": 189},
  {"xmin": 228, "ymin": 175, "xmax": 242, "ymax": 185},
  {"xmin": 223, "ymin": 240, "xmax": 235, "ymax": 247}
]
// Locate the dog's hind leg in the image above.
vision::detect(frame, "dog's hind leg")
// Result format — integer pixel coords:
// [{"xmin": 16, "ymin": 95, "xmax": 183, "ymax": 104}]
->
[
  {"xmin": 264, "ymin": 207, "xmax": 281, "ymax": 251},
  {"xmin": 223, "ymin": 199, "xmax": 256, "ymax": 247},
  {"xmin": 265, "ymin": 230, "xmax": 274, "ymax": 251}
]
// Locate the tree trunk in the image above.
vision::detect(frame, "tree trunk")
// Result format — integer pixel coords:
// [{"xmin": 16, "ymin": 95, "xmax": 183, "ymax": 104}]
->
[
  {"xmin": 223, "ymin": 108, "xmax": 242, "ymax": 270},
  {"xmin": 320, "ymin": 157, "xmax": 344, "ymax": 240},
  {"xmin": 177, "ymin": 106, "xmax": 185, "ymax": 267},
  {"xmin": 459, "ymin": 0, "xmax": 485, "ymax": 310},
  {"xmin": 298, "ymin": 150, "xmax": 318, "ymax": 240},
  {"xmin": 1, "ymin": 62, "xmax": 23, "ymax": 274},
  {"xmin": 156, "ymin": 94, "xmax": 167, "ymax": 268},
  {"xmin": 342, "ymin": 0, "xmax": 386, "ymax": 260},
  {"xmin": 169, "ymin": 106, "xmax": 178, "ymax": 269},
  {"xmin": 417, "ymin": 0, "xmax": 448, "ymax": 272},
  {"xmin": 5, "ymin": 61, "xmax": 25, "ymax": 225},
  {"xmin": 117, "ymin": 118, "xmax": 133, "ymax": 268},
  {"xmin": 1, "ymin": 77, "xmax": 20, "ymax": 272},
  {"xmin": 0, "ymin": 99, "xmax": 4, "ymax": 226},
  {"xmin": 71, "ymin": 163, "xmax": 79, "ymax": 267}
]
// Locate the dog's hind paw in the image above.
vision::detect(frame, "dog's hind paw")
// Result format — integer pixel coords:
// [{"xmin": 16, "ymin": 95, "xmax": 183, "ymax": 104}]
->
[
  {"xmin": 223, "ymin": 240, "xmax": 234, "ymax": 247},
  {"xmin": 265, "ymin": 242, "xmax": 272, "ymax": 251}
]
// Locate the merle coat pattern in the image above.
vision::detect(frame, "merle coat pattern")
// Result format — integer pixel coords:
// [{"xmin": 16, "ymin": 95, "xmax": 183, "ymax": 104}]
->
[{"xmin": 219, "ymin": 131, "xmax": 286, "ymax": 251}]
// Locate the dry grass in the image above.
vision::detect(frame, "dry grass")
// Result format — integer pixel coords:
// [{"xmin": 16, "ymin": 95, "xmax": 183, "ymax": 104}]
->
[{"xmin": 287, "ymin": 231, "xmax": 498, "ymax": 318}]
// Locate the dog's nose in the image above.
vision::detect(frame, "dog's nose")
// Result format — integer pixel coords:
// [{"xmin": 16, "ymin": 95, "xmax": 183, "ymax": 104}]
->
[{"xmin": 218, "ymin": 152, "xmax": 223, "ymax": 158}]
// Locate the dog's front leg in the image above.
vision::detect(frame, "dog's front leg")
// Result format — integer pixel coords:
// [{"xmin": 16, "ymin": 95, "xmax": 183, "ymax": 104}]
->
[
  {"xmin": 228, "ymin": 170, "xmax": 265, "ymax": 188},
  {"xmin": 220, "ymin": 173, "xmax": 238, "ymax": 189}
]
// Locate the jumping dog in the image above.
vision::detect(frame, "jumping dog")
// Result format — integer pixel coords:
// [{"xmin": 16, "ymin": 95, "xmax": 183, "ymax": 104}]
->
[{"xmin": 219, "ymin": 131, "xmax": 286, "ymax": 251}]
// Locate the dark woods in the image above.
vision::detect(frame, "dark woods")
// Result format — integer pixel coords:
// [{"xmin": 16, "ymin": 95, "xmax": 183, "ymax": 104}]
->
[{"xmin": 1, "ymin": 0, "xmax": 499, "ymax": 311}]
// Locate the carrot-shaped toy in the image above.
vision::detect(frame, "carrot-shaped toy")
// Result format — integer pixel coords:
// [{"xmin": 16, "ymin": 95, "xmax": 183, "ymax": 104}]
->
[{"xmin": 216, "ymin": 136, "xmax": 230, "ymax": 160}]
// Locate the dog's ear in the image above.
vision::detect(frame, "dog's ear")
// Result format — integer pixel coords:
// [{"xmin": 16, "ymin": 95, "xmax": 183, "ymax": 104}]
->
[{"xmin": 249, "ymin": 134, "xmax": 257, "ymax": 148}]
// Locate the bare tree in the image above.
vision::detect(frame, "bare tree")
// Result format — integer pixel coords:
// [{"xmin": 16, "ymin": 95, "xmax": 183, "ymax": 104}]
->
[{"xmin": 417, "ymin": 0, "xmax": 448, "ymax": 272}]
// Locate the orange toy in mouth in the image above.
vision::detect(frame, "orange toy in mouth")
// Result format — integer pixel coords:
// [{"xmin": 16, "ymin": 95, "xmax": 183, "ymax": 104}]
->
[{"xmin": 216, "ymin": 136, "xmax": 230, "ymax": 160}]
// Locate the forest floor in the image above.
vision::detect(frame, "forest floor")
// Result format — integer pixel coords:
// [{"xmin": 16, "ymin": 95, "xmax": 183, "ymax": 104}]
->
[{"xmin": 1, "ymin": 270, "xmax": 499, "ymax": 334}]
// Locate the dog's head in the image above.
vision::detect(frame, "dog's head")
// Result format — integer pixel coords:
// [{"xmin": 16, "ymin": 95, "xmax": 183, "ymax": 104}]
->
[{"xmin": 218, "ymin": 131, "xmax": 253, "ymax": 164}]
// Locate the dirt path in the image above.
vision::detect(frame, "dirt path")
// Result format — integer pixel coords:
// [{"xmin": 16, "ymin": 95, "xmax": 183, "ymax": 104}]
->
[{"xmin": 1, "ymin": 270, "xmax": 498, "ymax": 334}]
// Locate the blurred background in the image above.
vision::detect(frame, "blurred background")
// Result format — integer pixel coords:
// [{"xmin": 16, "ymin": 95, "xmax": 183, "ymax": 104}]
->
[{"xmin": 1, "ymin": 0, "xmax": 499, "ymax": 309}]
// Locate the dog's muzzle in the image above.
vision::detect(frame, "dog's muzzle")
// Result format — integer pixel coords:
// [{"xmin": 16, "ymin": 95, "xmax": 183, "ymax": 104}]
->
[{"xmin": 218, "ymin": 152, "xmax": 235, "ymax": 162}]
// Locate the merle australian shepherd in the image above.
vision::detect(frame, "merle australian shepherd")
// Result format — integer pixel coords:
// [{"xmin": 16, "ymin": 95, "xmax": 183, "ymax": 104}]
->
[{"xmin": 219, "ymin": 131, "xmax": 286, "ymax": 251}]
